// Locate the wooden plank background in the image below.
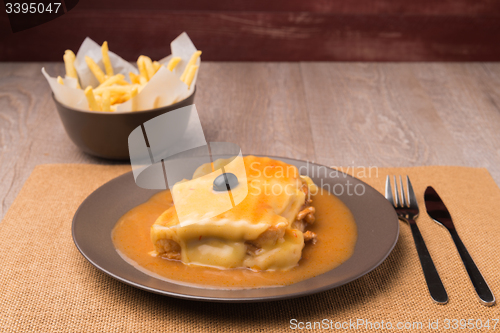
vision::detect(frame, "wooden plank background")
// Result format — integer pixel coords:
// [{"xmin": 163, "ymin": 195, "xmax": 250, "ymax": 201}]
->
[
  {"xmin": 2, "ymin": 61, "xmax": 500, "ymax": 220},
  {"xmin": 1, "ymin": 0, "xmax": 500, "ymax": 61}
]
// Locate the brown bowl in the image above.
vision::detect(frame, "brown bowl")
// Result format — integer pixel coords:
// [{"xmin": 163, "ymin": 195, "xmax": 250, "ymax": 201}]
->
[{"xmin": 53, "ymin": 89, "xmax": 196, "ymax": 160}]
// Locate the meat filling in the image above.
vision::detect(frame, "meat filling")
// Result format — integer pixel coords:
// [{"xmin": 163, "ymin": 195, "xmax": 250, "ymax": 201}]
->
[
  {"xmin": 248, "ymin": 178, "xmax": 318, "ymax": 256},
  {"xmin": 156, "ymin": 177, "xmax": 318, "ymax": 263},
  {"xmin": 156, "ymin": 239, "xmax": 181, "ymax": 260}
]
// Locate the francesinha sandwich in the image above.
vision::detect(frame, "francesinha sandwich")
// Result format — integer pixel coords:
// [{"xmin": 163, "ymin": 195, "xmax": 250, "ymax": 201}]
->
[{"xmin": 151, "ymin": 156, "xmax": 318, "ymax": 271}]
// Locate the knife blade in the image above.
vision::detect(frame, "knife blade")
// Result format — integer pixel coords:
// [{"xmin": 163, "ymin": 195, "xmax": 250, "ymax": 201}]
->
[{"xmin": 424, "ymin": 186, "xmax": 495, "ymax": 306}]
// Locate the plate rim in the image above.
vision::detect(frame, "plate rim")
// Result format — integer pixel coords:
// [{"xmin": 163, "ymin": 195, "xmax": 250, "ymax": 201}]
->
[{"xmin": 72, "ymin": 155, "xmax": 399, "ymax": 303}]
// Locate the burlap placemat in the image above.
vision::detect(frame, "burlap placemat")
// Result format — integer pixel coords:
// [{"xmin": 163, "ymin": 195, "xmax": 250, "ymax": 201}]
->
[{"xmin": 0, "ymin": 164, "xmax": 499, "ymax": 332}]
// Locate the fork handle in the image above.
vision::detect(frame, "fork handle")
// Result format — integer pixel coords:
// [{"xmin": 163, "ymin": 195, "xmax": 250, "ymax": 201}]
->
[
  {"xmin": 409, "ymin": 221, "xmax": 449, "ymax": 304},
  {"xmin": 449, "ymin": 230, "xmax": 495, "ymax": 306}
]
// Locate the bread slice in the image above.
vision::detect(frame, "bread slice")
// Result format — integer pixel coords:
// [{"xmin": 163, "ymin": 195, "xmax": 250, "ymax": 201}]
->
[{"xmin": 151, "ymin": 156, "xmax": 318, "ymax": 270}]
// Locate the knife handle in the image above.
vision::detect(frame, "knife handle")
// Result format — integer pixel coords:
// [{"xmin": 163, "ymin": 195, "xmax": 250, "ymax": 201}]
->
[
  {"xmin": 409, "ymin": 221, "xmax": 449, "ymax": 304},
  {"xmin": 449, "ymin": 230, "xmax": 496, "ymax": 306}
]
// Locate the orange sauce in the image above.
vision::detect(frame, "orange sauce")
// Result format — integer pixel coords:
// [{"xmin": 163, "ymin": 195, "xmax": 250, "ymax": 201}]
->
[{"xmin": 112, "ymin": 189, "xmax": 357, "ymax": 289}]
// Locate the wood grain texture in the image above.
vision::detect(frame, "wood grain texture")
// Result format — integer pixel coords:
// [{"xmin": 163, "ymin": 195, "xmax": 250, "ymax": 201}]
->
[
  {"xmin": 1, "ymin": 62, "xmax": 500, "ymax": 221},
  {"xmin": 75, "ymin": 0, "xmax": 500, "ymax": 15},
  {"xmin": 0, "ymin": 63, "xmax": 122, "ymax": 220},
  {"xmin": 0, "ymin": 62, "xmax": 315, "ymax": 219},
  {"xmin": 301, "ymin": 63, "xmax": 460, "ymax": 167},
  {"xmin": 412, "ymin": 63, "xmax": 500, "ymax": 172},
  {"xmin": 1, "ymin": 6, "xmax": 500, "ymax": 61},
  {"xmin": 196, "ymin": 62, "xmax": 315, "ymax": 160},
  {"xmin": 300, "ymin": 62, "xmax": 500, "ymax": 180}
]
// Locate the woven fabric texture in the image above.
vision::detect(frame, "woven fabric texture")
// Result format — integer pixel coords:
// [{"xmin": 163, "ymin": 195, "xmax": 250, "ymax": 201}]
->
[{"xmin": 0, "ymin": 164, "xmax": 498, "ymax": 332}]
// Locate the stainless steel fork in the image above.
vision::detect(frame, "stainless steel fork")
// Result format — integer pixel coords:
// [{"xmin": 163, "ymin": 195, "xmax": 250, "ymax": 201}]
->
[{"xmin": 386, "ymin": 175, "xmax": 448, "ymax": 304}]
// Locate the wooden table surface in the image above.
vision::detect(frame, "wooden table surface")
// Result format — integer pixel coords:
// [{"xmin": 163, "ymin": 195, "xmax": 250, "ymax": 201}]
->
[{"xmin": 1, "ymin": 62, "xmax": 500, "ymax": 220}]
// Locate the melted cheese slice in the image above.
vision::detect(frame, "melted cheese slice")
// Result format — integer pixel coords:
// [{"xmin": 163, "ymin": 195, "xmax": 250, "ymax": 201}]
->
[
  {"xmin": 151, "ymin": 156, "xmax": 317, "ymax": 270},
  {"xmin": 170, "ymin": 155, "xmax": 249, "ymax": 225}
]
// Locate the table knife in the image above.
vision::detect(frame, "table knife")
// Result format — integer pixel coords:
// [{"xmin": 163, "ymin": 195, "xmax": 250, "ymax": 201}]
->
[{"xmin": 424, "ymin": 186, "xmax": 495, "ymax": 306}]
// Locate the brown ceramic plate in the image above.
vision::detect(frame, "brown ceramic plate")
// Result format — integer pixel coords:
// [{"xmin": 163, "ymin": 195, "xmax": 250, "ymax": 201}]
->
[{"xmin": 72, "ymin": 157, "xmax": 399, "ymax": 302}]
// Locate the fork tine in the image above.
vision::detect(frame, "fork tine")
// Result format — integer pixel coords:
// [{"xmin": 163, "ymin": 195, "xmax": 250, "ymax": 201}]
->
[
  {"xmin": 393, "ymin": 175, "xmax": 400, "ymax": 207},
  {"xmin": 399, "ymin": 175, "xmax": 407, "ymax": 207},
  {"xmin": 385, "ymin": 176, "xmax": 394, "ymax": 205},
  {"xmin": 406, "ymin": 176, "xmax": 418, "ymax": 209}
]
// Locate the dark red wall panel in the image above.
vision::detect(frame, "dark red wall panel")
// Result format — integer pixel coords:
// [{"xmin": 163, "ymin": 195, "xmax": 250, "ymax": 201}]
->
[{"xmin": 1, "ymin": 1, "xmax": 500, "ymax": 61}]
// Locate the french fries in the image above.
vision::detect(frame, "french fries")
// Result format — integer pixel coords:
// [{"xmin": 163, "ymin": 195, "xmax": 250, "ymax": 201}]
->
[
  {"xmin": 94, "ymin": 85, "xmax": 136, "ymax": 95},
  {"xmin": 85, "ymin": 56, "xmax": 106, "ymax": 84},
  {"xmin": 102, "ymin": 90, "xmax": 111, "ymax": 112},
  {"xmin": 137, "ymin": 56, "xmax": 148, "ymax": 80},
  {"xmin": 62, "ymin": 41, "xmax": 201, "ymax": 112},
  {"xmin": 129, "ymin": 72, "xmax": 140, "ymax": 84},
  {"xmin": 130, "ymin": 86, "xmax": 139, "ymax": 98},
  {"xmin": 84, "ymin": 86, "xmax": 100, "ymax": 111},
  {"xmin": 143, "ymin": 56, "xmax": 155, "ymax": 80},
  {"xmin": 97, "ymin": 74, "xmax": 125, "ymax": 88},
  {"xmin": 178, "ymin": 51, "xmax": 201, "ymax": 88},
  {"xmin": 101, "ymin": 41, "xmax": 114, "ymax": 76},
  {"xmin": 183, "ymin": 65, "xmax": 198, "ymax": 89},
  {"xmin": 180, "ymin": 51, "xmax": 201, "ymax": 81},
  {"xmin": 167, "ymin": 57, "xmax": 181, "ymax": 71},
  {"xmin": 63, "ymin": 50, "xmax": 80, "ymax": 88},
  {"xmin": 153, "ymin": 61, "xmax": 162, "ymax": 73}
]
